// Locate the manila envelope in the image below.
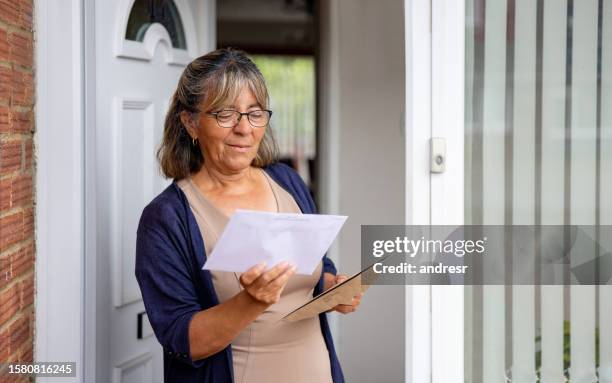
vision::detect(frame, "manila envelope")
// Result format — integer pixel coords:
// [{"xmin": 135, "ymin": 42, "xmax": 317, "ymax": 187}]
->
[{"xmin": 282, "ymin": 261, "xmax": 385, "ymax": 322}]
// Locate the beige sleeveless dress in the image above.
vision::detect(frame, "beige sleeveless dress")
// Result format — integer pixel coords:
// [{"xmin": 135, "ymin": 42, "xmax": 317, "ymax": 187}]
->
[{"xmin": 176, "ymin": 170, "xmax": 332, "ymax": 383}]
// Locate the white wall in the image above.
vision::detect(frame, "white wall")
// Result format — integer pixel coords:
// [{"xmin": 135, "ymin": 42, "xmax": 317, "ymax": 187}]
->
[{"xmin": 319, "ymin": 1, "xmax": 406, "ymax": 381}]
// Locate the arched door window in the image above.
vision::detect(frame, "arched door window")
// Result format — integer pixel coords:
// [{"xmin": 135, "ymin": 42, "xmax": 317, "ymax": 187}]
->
[{"xmin": 125, "ymin": 0, "xmax": 187, "ymax": 49}]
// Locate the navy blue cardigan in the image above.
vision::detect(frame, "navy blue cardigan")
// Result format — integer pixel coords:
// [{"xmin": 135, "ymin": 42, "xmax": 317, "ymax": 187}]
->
[{"xmin": 135, "ymin": 162, "xmax": 345, "ymax": 382}]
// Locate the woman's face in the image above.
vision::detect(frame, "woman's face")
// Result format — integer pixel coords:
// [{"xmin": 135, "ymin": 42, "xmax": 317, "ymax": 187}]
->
[{"xmin": 194, "ymin": 86, "xmax": 267, "ymax": 173}]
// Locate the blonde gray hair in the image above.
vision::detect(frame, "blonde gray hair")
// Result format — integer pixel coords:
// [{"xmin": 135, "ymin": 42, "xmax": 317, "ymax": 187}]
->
[{"xmin": 157, "ymin": 47, "xmax": 279, "ymax": 179}]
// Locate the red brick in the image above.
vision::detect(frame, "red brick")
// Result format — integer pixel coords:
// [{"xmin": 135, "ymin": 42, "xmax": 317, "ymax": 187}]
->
[
  {"xmin": 0, "ymin": 177, "xmax": 9, "ymax": 210},
  {"xmin": 0, "ymin": 106, "xmax": 9, "ymax": 133},
  {"xmin": 18, "ymin": 276, "xmax": 32, "ymax": 309},
  {"xmin": 9, "ymin": 110, "xmax": 31, "ymax": 133},
  {"xmin": 0, "ymin": 368, "xmax": 15, "ymax": 383},
  {"xmin": 0, "ymin": 367, "xmax": 12, "ymax": 383},
  {"xmin": 0, "ymin": 0, "xmax": 34, "ymax": 369},
  {"xmin": 0, "ymin": 246, "xmax": 27, "ymax": 288},
  {"xmin": 0, "ymin": 27, "xmax": 8, "ymax": 59},
  {"xmin": 0, "ymin": 254, "xmax": 9, "ymax": 286},
  {"xmin": 18, "ymin": 340, "xmax": 32, "ymax": 363},
  {"xmin": 9, "ymin": 314, "xmax": 29, "ymax": 352},
  {"xmin": 9, "ymin": 174, "xmax": 31, "ymax": 207},
  {"xmin": 0, "ymin": 327, "xmax": 9, "ymax": 360},
  {"xmin": 0, "ymin": 283, "xmax": 19, "ymax": 325},
  {"xmin": 0, "ymin": 372, "xmax": 28, "ymax": 383},
  {"xmin": 24, "ymin": 72, "xmax": 34, "ymax": 105},
  {"xmin": 23, "ymin": 139, "xmax": 31, "ymax": 169},
  {"xmin": 0, "ymin": 0, "xmax": 19, "ymax": 26},
  {"xmin": 0, "ymin": 212, "xmax": 23, "ymax": 252},
  {"xmin": 0, "ymin": 368, "xmax": 14, "ymax": 383},
  {"xmin": 8, "ymin": 33, "xmax": 32, "ymax": 68},
  {"xmin": 11, "ymin": 70, "xmax": 33, "ymax": 107},
  {"xmin": 0, "ymin": 66, "xmax": 11, "ymax": 104},
  {"xmin": 18, "ymin": 0, "xmax": 32, "ymax": 31},
  {"xmin": 21, "ymin": 208, "xmax": 32, "ymax": 238},
  {"xmin": 11, "ymin": 243, "xmax": 31, "ymax": 279},
  {"xmin": 0, "ymin": 139, "xmax": 21, "ymax": 173}
]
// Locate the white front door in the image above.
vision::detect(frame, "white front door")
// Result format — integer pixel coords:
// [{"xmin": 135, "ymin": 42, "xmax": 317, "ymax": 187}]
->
[{"xmin": 92, "ymin": 1, "xmax": 213, "ymax": 382}]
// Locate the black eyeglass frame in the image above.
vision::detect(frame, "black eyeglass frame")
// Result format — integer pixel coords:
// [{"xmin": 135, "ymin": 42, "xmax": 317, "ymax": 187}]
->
[{"xmin": 205, "ymin": 109, "xmax": 273, "ymax": 128}]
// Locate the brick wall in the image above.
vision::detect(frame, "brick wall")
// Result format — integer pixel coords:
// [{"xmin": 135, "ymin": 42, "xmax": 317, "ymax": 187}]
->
[{"xmin": 0, "ymin": 0, "xmax": 35, "ymax": 381}]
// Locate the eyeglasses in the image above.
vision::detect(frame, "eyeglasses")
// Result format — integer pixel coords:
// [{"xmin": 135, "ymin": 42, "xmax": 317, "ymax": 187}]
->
[{"xmin": 206, "ymin": 109, "xmax": 273, "ymax": 128}]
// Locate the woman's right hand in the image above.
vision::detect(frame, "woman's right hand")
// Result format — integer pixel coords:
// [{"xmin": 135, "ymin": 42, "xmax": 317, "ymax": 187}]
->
[
  {"xmin": 188, "ymin": 261, "xmax": 296, "ymax": 360},
  {"xmin": 239, "ymin": 261, "xmax": 296, "ymax": 305}
]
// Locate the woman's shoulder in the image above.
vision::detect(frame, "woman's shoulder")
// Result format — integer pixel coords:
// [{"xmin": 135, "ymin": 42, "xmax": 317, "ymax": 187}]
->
[{"xmin": 138, "ymin": 181, "xmax": 188, "ymax": 230}]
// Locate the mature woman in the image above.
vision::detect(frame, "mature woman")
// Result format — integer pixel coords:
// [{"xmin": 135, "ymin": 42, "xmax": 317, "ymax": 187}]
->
[{"xmin": 135, "ymin": 48, "xmax": 360, "ymax": 383}]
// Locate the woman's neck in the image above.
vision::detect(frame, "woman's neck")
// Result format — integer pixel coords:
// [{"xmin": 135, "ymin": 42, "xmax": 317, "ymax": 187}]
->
[{"xmin": 192, "ymin": 163, "xmax": 257, "ymax": 195}]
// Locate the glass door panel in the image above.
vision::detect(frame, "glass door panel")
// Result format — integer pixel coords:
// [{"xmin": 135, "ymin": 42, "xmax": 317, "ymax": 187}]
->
[{"xmin": 464, "ymin": 0, "xmax": 612, "ymax": 382}]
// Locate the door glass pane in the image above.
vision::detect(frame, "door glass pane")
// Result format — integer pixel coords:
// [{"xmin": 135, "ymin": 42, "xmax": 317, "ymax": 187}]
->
[
  {"xmin": 464, "ymin": 0, "xmax": 612, "ymax": 381},
  {"xmin": 125, "ymin": 0, "xmax": 187, "ymax": 49}
]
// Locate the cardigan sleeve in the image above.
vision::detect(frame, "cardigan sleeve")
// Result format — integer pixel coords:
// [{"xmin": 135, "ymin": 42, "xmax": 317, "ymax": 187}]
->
[
  {"xmin": 135, "ymin": 202, "xmax": 206, "ymax": 368},
  {"xmin": 322, "ymin": 255, "xmax": 338, "ymax": 276}
]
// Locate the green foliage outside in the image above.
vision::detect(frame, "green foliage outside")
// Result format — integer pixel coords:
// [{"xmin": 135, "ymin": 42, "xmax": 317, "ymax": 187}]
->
[
  {"xmin": 534, "ymin": 321, "xmax": 600, "ymax": 378},
  {"xmin": 251, "ymin": 55, "xmax": 316, "ymax": 158}
]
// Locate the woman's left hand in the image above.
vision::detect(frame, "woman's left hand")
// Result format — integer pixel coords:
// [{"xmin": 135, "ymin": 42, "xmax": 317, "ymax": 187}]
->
[{"xmin": 323, "ymin": 273, "xmax": 362, "ymax": 314}]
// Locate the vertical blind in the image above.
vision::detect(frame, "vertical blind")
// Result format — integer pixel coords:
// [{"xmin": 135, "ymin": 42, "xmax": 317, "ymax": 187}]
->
[{"xmin": 465, "ymin": 0, "xmax": 612, "ymax": 382}]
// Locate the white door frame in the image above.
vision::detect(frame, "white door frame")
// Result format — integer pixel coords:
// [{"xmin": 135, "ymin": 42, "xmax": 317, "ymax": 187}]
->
[
  {"xmin": 34, "ymin": 0, "xmax": 86, "ymax": 381},
  {"xmin": 430, "ymin": 0, "xmax": 465, "ymax": 382},
  {"xmin": 404, "ymin": 0, "xmax": 465, "ymax": 381},
  {"xmin": 404, "ymin": 0, "xmax": 433, "ymax": 381}
]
